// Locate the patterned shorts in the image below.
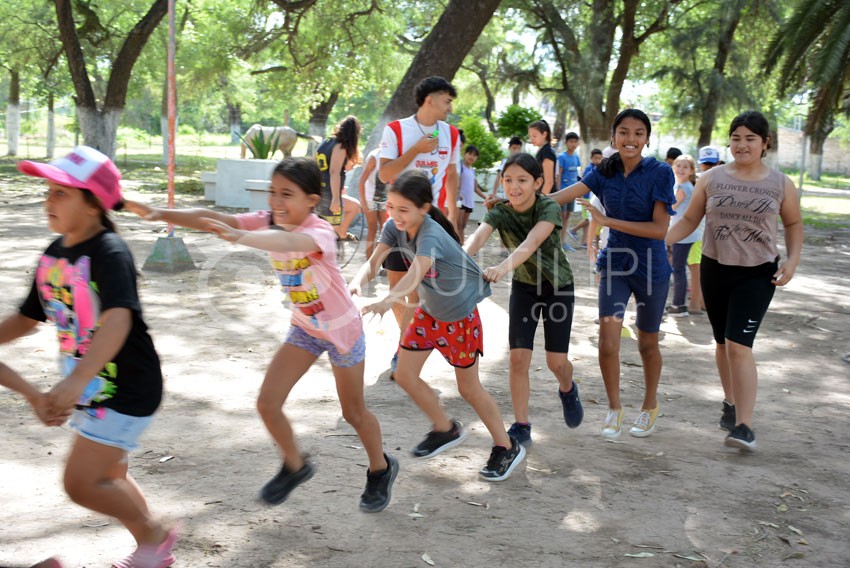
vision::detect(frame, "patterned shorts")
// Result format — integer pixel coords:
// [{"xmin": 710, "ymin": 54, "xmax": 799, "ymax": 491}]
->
[
  {"xmin": 285, "ymin": 325, "xmax": 366, "ymax": 367},
  {"xmin": 400, "ymin": 307, "xmax": 483, "ymax": 368}
]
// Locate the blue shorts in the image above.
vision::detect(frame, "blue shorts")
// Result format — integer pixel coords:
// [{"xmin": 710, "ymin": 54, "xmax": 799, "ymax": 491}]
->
[
  {"xmin": 285, "ymin": 325, "xmax": 366, "ymax": 367},
  {"xmin": 598, "ymin": 272, "xmax": 669, "ymax": 333},
  {"xmin": 69, "ymin": 407, "xmax": 153, "ymax": 452}
]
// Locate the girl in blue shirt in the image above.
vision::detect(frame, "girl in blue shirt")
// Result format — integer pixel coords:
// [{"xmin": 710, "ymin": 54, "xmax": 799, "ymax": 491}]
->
[{"xmin": 549, "ymin": 109, "xmax": 675, "ymax": 440}]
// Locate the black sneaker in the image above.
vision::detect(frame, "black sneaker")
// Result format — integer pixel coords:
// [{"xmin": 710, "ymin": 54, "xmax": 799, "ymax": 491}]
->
[
  {"xmin": 411, "ymin": 420, "xmax": 468, "ymax": 458},
  {"xmin": 479, "ymin": 437, "xmax": 527, "ymax": 481},
  {"xmin": 559, "ymin": 384, "xmax": 584, "ymax": 428},
  {"xmin": 507, "ymin": 422, "xmax": 532, "ymax": 447},
  {"xmin": 260, "ymin": 460, "xmax": 315, "ymax": 505},
  {"xmin": 724, "ymin": 423, "xmax": 756, "ymax": 452},
  {"xmin": 665, "ymin": 305, "xmax": 689, "ymax": 318},
  {"xmin": 719, "ymin": 401, "xmax": 736, "ymax": 431},
  {"xmin": 360, "ymin": 453, "xmax": 399, "ymax": 513}
]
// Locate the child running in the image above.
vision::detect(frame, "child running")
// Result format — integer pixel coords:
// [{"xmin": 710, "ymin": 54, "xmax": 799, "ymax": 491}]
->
[
  {"xmin": 350, "ymin": 169, "xmax": 526, "ymax": 481},
  {"xmin": 125, "ymin": 157, "xmax": 398, "ymax": 512},
  {"xmin": 665, "ymin": 154, "xmax": 703, "ymax": 317},
  {"xmin": 0, "ymin": 146, "xmax": 177, "ymax": 568},
  {"xmin": 666, "ymin": 111, "xmax": 803, "ymax": 451},
  {"xmin": 548, "ymin": 109, "xmax": 675, "ymax": 440},
  {"xmin": 463, "ymin": 153, "xmax": 583, "ymax": 447}
]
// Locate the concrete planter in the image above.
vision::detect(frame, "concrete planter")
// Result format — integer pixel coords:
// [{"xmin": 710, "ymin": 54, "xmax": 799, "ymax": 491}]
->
[{"xmin": 214, "ymin": 158, "xmax": 277, "ymax": 208}]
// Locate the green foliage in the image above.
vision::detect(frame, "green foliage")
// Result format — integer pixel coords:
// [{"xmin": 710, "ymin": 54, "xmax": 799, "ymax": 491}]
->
[
  {"xmin": 458, "ymin": 115, "xmax": 502, "ymax": 171},
  {"xmin": 495, "ymin": 104, "xmax": 541, "ymax": 140},
  {"xmin": 238, "ymin": 127, "xmax": 282, "ymax": 159}
]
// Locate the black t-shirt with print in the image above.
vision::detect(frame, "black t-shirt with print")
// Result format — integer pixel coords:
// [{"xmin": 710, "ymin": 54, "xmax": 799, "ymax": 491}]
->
[{"xmin": 19, "ymin": 230, "xmax": 162, "ymax": 416}]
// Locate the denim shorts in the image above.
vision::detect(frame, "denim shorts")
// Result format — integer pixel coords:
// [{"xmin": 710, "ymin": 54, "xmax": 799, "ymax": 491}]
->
[
  {"xmin": 598, "ymin": 272, "xmax": 669, "ymax": 333},
  {"xmin": 284, "ymin": 325, "xmax": 366, "ymax": 367},
  {"xmin": 69, "ymin": 407, "xmax": 153, "ymax": 452}
]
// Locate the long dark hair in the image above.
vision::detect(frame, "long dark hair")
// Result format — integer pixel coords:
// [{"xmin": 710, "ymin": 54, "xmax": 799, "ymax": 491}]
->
[
  {"xmin": 333, "ymin": 115, "xmax": 361, "ymax": 164},
  {"xmin": 528, "ymin": 119, "xmax": 552, "ymax": 143},
  {"xmin": 598, "ymin": 108, "xmax": 652, "ymax": 178},
  {"xmin": 81, "ymin": 189, "xmax": 120, "ymax": 232},
  {"xmin": 501, "ymin": 152, "xmax": 543, "ymax": 191},
  {"xmin": 390, "ymin": 170, "xmax": 460, "ymax": 243},
  {"xmin": 273, "ymin": 157, "xmax": 322, "ymax": 196}
]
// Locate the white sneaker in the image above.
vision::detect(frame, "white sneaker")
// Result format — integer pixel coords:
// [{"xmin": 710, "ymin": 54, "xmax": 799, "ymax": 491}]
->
[{"xmin": 601, "ymin": 408, "xmax": 624, "ymax": 439}]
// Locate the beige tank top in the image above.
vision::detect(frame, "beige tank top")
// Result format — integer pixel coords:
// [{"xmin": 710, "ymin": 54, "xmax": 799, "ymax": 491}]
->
[{"xmin": 703, "ymin": 167, "xmax": 786, "ymax": 266}]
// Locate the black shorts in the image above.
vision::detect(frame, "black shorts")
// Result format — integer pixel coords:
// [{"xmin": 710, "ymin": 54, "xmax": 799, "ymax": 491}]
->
[
  {"xmin": 508, "ymin": 279, "xmax": 574, "ymax": 352},
  {"xmin": 459, "ymin": 205, "xmax": 473, "ymax": 213},
  {"xmin": 700, "ymin": 255, "xmax": 778, "ymax": 348},
  {"xmin": 382, "ymin": 248, "xmax": 412, "ymax": 272}
]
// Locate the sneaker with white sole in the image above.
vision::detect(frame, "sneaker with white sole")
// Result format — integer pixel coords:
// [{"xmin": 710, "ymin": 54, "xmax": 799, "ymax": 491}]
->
[
  {"xmin": 629, "ymin": 404, "xmax": 660, "ymax": 437},
  {"xmin": 479, "ymin": 437, "xmax": 527, "ymax": 481},
  {"xmin": 601, "ymin": 408, "xmax": 624, "ymax": 439},
  {"xmin": 725, "ymin": 423, "xmax": 756, "ymax": 452},
  {"xmin": 411, "ymin": 420, "xmax": 468, "ymax": 458}
]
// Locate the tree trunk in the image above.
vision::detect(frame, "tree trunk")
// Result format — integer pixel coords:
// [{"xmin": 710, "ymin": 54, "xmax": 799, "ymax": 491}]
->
[
  {"xmin": 54, "ymin": 0, "xmax": 168, "ymax": 157},
  {"xmin": 228, "ymin": 102, "xmax": 242, "ymax": 144},
  {"xmin": 46, "ymin": 92, "xmax": 55, "ymax": 158},
  {"xmin": 807, "ymin": 129, "xmax": 830, "ymax": 181},
  {"xmin": 6, "ymin": 69, "xmax": 20, "ymax": 156},
  {"xmin": 697, "ymin": 0, "xmax": 746, "ymax": 148},
  {"xmin": 476, "ymin": 69, "xmax": 497, "ymax": 133},
  {"xmin": 308, "ymin": 91, "xmax": 340, "ymax": 139},
  {"xmin": 364, "ymin": 0, "xmax": 502, "ymax": 152}
]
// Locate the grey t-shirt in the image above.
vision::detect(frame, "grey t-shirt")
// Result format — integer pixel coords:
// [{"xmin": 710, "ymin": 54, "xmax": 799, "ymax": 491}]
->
[{"xmin": 380, "ymin": 216, "xmax": 491, "ymax": 322}]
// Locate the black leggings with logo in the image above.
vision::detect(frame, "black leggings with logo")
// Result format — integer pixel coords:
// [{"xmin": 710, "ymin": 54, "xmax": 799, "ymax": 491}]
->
[{"xmin": 700, "ymin": 255, "xmax": 778, "ymax": 348}]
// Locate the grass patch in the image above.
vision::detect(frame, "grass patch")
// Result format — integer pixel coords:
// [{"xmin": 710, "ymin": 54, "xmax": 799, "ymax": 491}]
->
[
  {"xmin": 783, "ymin": 168, "xmax": 850, "ymax": 191},
  {"xmin": 800, "ymin": 195, "xmax": 850, "ymax": 229}
]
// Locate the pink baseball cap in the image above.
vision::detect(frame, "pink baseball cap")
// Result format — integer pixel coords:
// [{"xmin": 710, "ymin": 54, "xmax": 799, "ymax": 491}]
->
[{"xmin": 17, "ymin": 146, "xmax": 123, "ymax": 210}]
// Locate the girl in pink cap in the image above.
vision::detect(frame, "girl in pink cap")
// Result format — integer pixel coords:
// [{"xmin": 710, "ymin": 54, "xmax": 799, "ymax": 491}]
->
[{"xmin": 0, "ymin": 146, "xmax": 177, "ymax": 568}]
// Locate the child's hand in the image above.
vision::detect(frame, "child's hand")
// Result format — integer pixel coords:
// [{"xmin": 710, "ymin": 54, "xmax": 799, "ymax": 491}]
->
[
  {"xmin": 772, "ymin": 258, "xmax": 799, "ymax": 286},
  {"xmin": 361, "ymin": 298, "xmax": 393, "ymax": 319},
  {"xmin": 47, "ymin": 377, "xmax": 85, "ymax": 416},
  {"xmin": 587, "ymin": 241, "xmax": 598, "ymax": 262},
  {"xmin": 483, "ymin": 195, "xmax": 506, "ymax": 211},
  {"xmin": 579, "ymin": 198, "xmax": 608, "ymax": 226},
  {"xmin": 123, "ymin": 200, "xmax": 162, "ymax": 221},
  {"xmin": 348, "ymin": 280, "xmax": 363, "ymax": 297},
  {"xmin": 31, "ymin": 393, "xmax": 70, "ymax": 426},
  {"xmin": 482, "ymin": 263, "xmax": 509, "ymax": 283},
  {"xmin": 204, "ymin": 219, "xmax": 243, "ymax": 243},
  {"xmin": 330, "ymin": 196, "xmax": 341, "ymax": 214}
]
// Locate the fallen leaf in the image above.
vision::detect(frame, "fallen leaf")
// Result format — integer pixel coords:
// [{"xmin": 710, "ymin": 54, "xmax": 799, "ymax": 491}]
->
[
  {"xmin": 409, "ymin": 512, "xmax": 425, "ymax": 519},
  {"xmin": 413, "ymin": 503, "xmax": 421, "ymax": 513},
  {"xmin": 634, "ymin": 544, "xmax": 664, "ymax": 549},
  {"xmin": 778, "ymin": 536, "xmax": 791, "ymax": 546},
  {"xmin": 624, "ymin": 552, "xmax": 655, "ymax": 558},
  {"xmin": 673, "ymin": 554, "xmax": 705, "ymax": 561},
  {"xmin": 758, "ymin": 521, "xmax": 779, "ymax": 528},
  {"xmin": 159, "ymin": 455, "xmax": 174, "ymax": 463},
  {"xmin": 788, "ymin": 525, "xmax": 803, "ymax": 536},
  {"xmin": 777, "ymin": 503, "xmax": 789, "ymax": 513},
  {"xmin": 83, "ymin": 520, "xmax": 110, "ymax": 528},
  {"xmin": 421, "ymin": 552, "xmax": 435, "ymax": 566},
  {"xmin": 611, "ymin": 538, "xmax": 620, "ymax": 543},
  {"xmin": 466, "ymin": 501, "xmax": 486, "ymax": 507},
  {"xmin": 799, "ymin": 539, "xmax": 809, "ymax": 545},
  {"xmin": 782, "ymin": 552, "xmax": 805, "ymax": 560}
]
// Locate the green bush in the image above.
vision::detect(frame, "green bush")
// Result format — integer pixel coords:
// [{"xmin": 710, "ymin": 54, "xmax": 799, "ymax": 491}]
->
[
  {"xmin": 238, "ymin": 127, "xmax": 283, "ymax": 159},
  {"xmin": 458, "ymin": 115, "xmax": 502, "ymax": 172},
  {"xmin": 495, "ymin": 104, "xmax": 542, "ymax": 140}
]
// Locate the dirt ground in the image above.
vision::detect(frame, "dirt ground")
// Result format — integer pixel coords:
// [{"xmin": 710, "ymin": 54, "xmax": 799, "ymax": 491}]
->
[{"xmin": 1, "ymin": 178, "xmax": 849, "ymax": 568}]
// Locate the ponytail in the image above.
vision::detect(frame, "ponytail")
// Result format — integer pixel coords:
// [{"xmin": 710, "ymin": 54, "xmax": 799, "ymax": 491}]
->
[
  {"xmin": 391, "ymin": 169, "xmax": 460, "ymax": 243},
  {"xmin": 598, "ymin": 153, "xmax": 624, "ymax": 179},
  {"xmin": 82, "ymin": 189, "xmax": 120, "ymax": 232}
]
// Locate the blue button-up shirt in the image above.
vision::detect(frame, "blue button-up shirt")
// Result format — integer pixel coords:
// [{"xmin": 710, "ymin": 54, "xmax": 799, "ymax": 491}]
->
[{"xmin": 582, "ymin": 157, "xmax": 675, "ymax": 282}]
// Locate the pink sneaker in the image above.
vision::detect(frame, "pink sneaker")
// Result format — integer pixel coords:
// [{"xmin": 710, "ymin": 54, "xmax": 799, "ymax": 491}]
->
[{"xmin": 112, "ymin": 526, "xmax": 179, "ymax": 568}]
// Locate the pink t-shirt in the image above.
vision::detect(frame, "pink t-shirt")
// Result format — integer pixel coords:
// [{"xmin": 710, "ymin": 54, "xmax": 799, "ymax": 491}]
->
[{"xmin": 236, "ymin": 211, "xmax": 362, "ymax": 353}]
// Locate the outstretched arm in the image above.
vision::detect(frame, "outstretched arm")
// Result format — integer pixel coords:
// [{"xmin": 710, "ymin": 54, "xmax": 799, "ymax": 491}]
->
[
  {"xmin": 463, "ymin": 222, "xmax": 495, "ymax": 256},
  {"xmin": 204, "ymin": 219, "xmax": 321, "ymax": 254},
  {"xmin": 482, "ymin": 221, "xmax": 555, "ymax": 283},
  {"xmin": 349, "ymin": 242, "xmax": 392, "ymax": 296},
  {"xmin": 0, "ymin": 313, "xmax": 39, "ymax": 345},
  {"xmin": 584, "ymin": 199, "xmax": 671, "ymax": 240},
  {"xmin": 361, "ymin": 255, "xmax": 431, "ymax": 317},
  {"xmin": 124, "ymin": 200, "xmax": 239, "ymax": 231},
  {"xmin": 550, "ymin": 181, "xmax": 591, "ymax": 206},
  {"xmin": 666, "ymin": 177, "xmax": 708, "ymax": 245}
]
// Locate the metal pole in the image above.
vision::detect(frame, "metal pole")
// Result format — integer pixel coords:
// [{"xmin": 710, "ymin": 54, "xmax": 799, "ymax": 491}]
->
[
  {"xmin": 166, "ymin": 0, "xmax": 176, "ymax": 235},
  {"xmin": 799, "ymin": 133, "xmax": 806, "ymax": 194}
]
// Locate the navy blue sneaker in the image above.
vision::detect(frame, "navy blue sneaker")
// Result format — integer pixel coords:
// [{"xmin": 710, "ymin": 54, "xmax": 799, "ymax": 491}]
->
[
  {"xmin": 479, "ymin": 437, "xmax": 527, "ymax": 481},
  {"xmin": 725, "ymin": 423, "xmax": 756, "ymax": 452},
  {"xmin": 260, "ymin": 460, "xmax": 315, "ymax": 505},
  {"xmin": 507, "ymin": 422, "xmax": 532, "ymax": 447},
  {"xmin": 719, "ymin": 401, "xmax": 736, "ymax": 432},
  {"xmin": 559, "ymin": 383, "xmax": 584, "ymax": 428}
]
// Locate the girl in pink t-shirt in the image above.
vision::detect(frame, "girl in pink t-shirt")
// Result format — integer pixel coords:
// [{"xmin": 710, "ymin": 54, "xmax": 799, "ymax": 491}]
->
[{"xmin": 124, "ymin": 157, "xmax": 397, "ymax": 512}]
